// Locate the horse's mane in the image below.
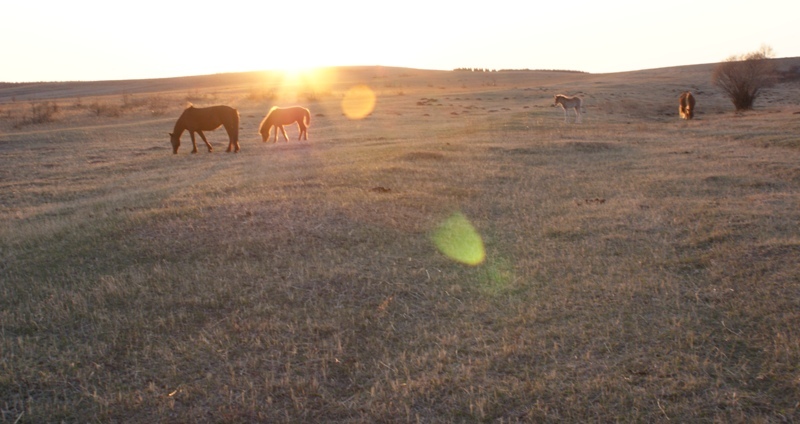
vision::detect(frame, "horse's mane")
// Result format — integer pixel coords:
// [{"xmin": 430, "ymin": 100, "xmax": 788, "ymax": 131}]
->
[
  {"xmin": 260, "ymin": 106, "xmax": 279, "ymax": 129},
  {"xmin": 264, "ymin": 106, "xmax": 279, "ymax": 120}
]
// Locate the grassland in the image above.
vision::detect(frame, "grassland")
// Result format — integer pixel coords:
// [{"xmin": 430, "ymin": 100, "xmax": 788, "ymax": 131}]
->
[{"xmin": 1, "ymin": 62, "xmax": 799, "ymax": 422}]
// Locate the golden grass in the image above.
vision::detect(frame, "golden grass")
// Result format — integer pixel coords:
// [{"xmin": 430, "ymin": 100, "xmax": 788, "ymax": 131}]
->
[{"xmin": 1, "ymin": 63, "xmax": 799, "ymax": 422}]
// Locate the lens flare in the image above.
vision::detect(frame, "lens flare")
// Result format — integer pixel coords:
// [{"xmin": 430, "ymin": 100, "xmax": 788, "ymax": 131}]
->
[
  {"xmin": 432, "ymin": 212, "xmax": 486, "ymax": 266},
  {"xmin": 342, "ymin": 85, "xmax": 376, "ymax": 120}
]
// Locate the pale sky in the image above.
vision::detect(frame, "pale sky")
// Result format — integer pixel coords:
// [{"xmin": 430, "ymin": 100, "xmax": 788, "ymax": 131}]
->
[{"xmin": 3, "ymin": 0, "xmax": 798, "ymax": 82}]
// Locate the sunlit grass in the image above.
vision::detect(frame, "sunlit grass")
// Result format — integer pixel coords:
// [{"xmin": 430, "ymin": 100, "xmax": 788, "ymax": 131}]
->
[{"xmin": 1, "ymin": 64, "xmax": 800, "ymax": 422}]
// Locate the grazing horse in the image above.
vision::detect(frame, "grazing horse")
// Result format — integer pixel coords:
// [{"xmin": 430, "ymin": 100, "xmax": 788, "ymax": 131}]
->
[
  {"xmin": 169, "ymin": 105, "xmax": 240, "ymax": 154},
  {"xmin": 679, "ymin": 91, "xmax": 695, "ymax": 120},
  {"xmin": 554, "ymin": 94, "xmax": 582, "ymax": 123},
  {"xmin": 258, "ymin": 106, "xmax": 311, "ymax": 143}
]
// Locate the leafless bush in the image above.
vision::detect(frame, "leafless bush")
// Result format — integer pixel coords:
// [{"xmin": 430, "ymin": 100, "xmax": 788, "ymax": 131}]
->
[
  {"xmin": 186, "ymin": 90, "xmax": 216, "ymax": 102},
  {"xmin": 712, "ymin": 45, "xmax": 777, "ymax": 111},
  {"xmin": 89, "ymin": 101, "xmax": 121, "ymax": 117},
  {"xmin": 246, "ymin": 87, "xmax": 276, "ymax": 101},
  {"xmin": 303, "ymin": 90, "xmax": 333, "ymax": 102},
  {"xmin": 147, "ymin": 95, "xmax": 169, "ymax": 116},
  {"xmin": 11, "ymin": 101, "xmax": 60, "ymax": 128},
  {"xmin": 120, "ymin": 92, "xmax": 152, "ymax": 109}
]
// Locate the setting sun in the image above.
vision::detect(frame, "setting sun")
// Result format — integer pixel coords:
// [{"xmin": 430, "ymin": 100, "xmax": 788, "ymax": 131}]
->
[{"xmin": 254, "ymin": 67, "xmax": 338, "ymax": 104}]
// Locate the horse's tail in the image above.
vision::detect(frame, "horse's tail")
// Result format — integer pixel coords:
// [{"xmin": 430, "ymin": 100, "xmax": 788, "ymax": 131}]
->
[{"xmin": 304, "ymin": 108, "xmax": 311, "ymax": 126}]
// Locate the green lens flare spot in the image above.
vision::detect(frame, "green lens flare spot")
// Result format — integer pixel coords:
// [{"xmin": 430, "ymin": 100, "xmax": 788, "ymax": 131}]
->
[{"xmin": 432, "ymin": 212, "xmax": 486, "ymax": 266}]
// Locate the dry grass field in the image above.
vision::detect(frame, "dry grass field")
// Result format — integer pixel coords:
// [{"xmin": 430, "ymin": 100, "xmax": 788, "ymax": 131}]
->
[{"xmin": 1, "ymin": 61, "xmax": 799, "ymax": 422}]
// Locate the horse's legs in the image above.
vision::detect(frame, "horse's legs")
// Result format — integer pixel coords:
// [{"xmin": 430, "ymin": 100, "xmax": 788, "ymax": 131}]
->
[
  {"xmin": 196, "ymin": 131, "xmax": 213, "ymax": 152},
  {"xmin": 271, "ymin": 127, "xmax": 278, "ymax": 143},
  {"xmin": 223, "ymin": 125, "xmax": 239, "ymax": 153},
  {"xmin": 575, "ymin": 107, "xmax": 582, "ymax": 123},
  {"xmin": 297, "ymin": 122, "xmax": 307, "ymax": 140},
  {"xmin": 189, "ymin": 131, "xmax": 199, "ymax": 153},
  {"xmin": 279, "ymin": 125, "xmax": 289, "ymax": 142},
  {"xmin": 224, "ymin": 138, "xmax": 238, "ymax": 153}
]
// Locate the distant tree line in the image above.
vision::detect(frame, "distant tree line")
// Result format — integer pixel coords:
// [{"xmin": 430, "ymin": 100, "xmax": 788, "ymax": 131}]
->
[{"xmin": 453, "ymin": 68, "xmax": 587, "ymax": 74}]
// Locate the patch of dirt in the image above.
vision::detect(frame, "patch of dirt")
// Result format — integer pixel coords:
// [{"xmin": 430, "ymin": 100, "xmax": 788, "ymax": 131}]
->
[{"xmin": 400, "ymin": 151, "xmax": 446, "ymax": 161}]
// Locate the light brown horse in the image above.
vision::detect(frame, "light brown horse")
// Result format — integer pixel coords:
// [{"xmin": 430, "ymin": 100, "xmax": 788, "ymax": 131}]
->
[
  {"xmin": 258, "ymin": 106, "xmax": 311, "ymax": 143},
  {"xmin": 554, "ymin": 94, "xmax": 582, "ymax": 123},
  {"xmin": 169, "ymin": 105, "xmax": 240, "ymax": 154},
  {"xmin": 679, "ymin": 91, "xmax": 695, "ymax": 120}
]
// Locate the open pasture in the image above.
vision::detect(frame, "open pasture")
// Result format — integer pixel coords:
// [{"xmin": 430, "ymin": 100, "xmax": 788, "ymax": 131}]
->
[{"xmin": 1, "ymin": 63, "xmax": 799, "ymax": 422}]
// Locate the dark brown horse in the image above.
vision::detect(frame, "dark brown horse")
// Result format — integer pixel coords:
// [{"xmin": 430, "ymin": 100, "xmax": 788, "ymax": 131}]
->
[
  {"xmin": 169, "ymin": 105, "xmax": 240, "ymax": 154},
  {"xmin": 679, "ymin": 91, "xmax": 695, "ymax": 120},
  {"xmin": 258, "ymin": 106, "xmax": 311, "ymax": 143}
]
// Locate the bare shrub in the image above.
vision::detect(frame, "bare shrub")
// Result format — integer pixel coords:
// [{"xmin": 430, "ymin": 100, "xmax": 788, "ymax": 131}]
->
[
  {"xmin": 186, "ymin": 90, "xmax": 216, "ymax": 102},
  {"xmin": 246, "ymin": 87, "xmax": 276, "ymax": 102},
  {"xmin": 712, "ymin": 45, "xmax": 777, "ymax": 111},
  {"xmin": 89, "ymin": 101, "xmax": 121, "ymax": 117},
  {"xmin": 303, "ymin": 90, "xmax": 332, "ymax": 102},
  {"xmin": 11, "ymin": 101, "xmax": 60, "ymax": 128},
  {"xmin": 147, "ymin": 95, "xmax": 168, "ymax": 116},
  {"xmin": 32, "ymin": 102, "xmax": 59, "ymax": 123},
  {"xmin": 120, "ymin": 92, "xmax": 152, "ymax": 109},
  {"xmin": 121, "ymin": 91, "xmax": 133, "ymax": 108}
]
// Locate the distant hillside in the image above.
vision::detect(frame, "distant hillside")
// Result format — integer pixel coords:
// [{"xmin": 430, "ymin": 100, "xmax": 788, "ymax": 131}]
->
[{"xmin": 1, "ymin": 58, "xmax": 798, "ymax": 104}]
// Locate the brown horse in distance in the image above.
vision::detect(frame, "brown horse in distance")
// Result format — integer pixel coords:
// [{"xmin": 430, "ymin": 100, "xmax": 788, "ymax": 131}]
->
[
  {"xmin": 258, "ymin": 106, "xmax": 311, "ymax": 143},
  {"xmin": 679, "ymin": 91, "xmax": 695, "ymax": 120},
  {"xmin": 169, "ymin": 105, "xmax": 240, "ymax": 154}
]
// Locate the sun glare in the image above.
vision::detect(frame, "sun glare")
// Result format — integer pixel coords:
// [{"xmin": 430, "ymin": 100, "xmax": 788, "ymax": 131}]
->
[
  {"xmin": 256, "ymin": 66, "xmax": 337, "ymax": 104},
  {"xmin": 279, "ymin": 66, "xmax": 323, "ymax": 85}
]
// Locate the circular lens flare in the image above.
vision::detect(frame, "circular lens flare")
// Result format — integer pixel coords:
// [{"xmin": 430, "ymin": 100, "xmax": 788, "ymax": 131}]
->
[
  {"xmin": 432, "ymin": 212, "xmax": 486, "ymax": 266},
  {"xmin": 342, "ymin": 85, "xmax": 376, "ymax": 120}
]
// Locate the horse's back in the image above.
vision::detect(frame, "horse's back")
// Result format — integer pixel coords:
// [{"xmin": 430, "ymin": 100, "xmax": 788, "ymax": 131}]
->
[
  {"xmin": 555, "ymin": 94, "xmax": 581, "ymax": 108},
  {"xmin": 270, "ymin": 106, "xmax": 309, "ymax": 124},
  {"xmin": 182, "ymin": 105, "xmax": 239, "ymax": 131}
]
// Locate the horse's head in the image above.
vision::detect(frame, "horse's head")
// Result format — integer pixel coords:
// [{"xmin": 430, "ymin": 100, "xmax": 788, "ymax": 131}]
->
[
  {"xmin": 258, "ymin": 115, "xmax": 273, "ymax": 142},
  {"xmin": 169, "ymin": 132, "xmax": 180, "ymax": 154}
]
